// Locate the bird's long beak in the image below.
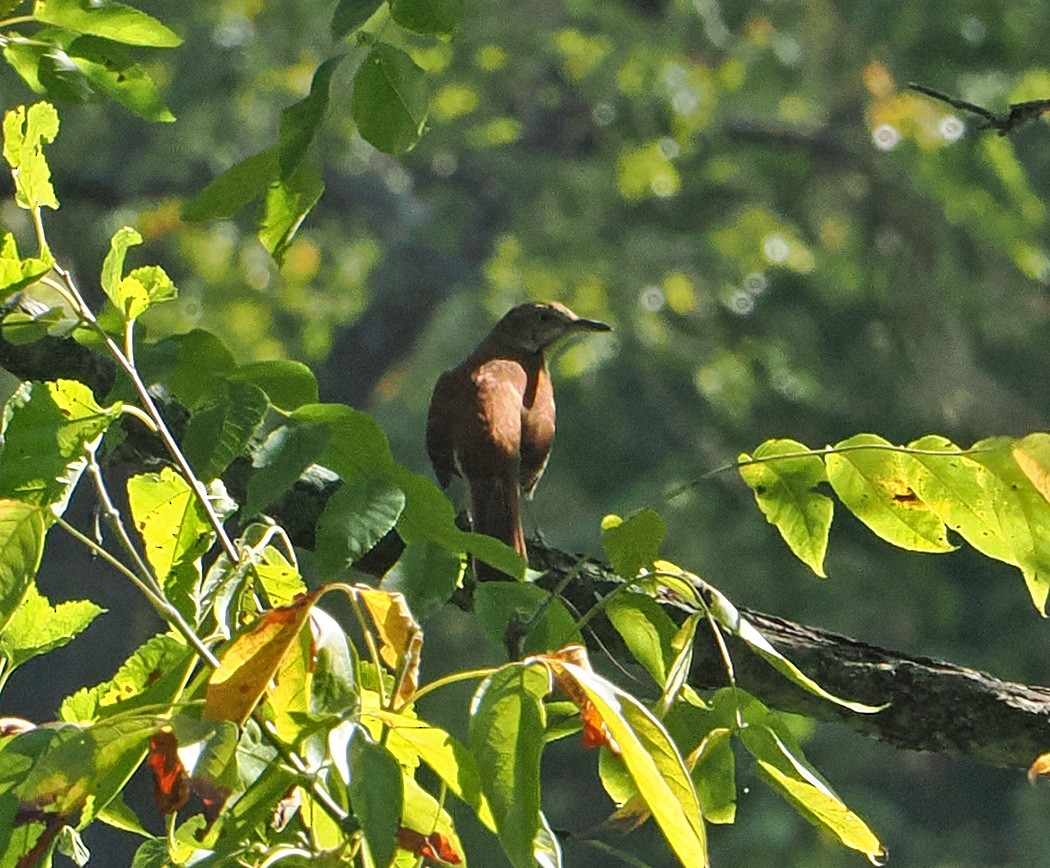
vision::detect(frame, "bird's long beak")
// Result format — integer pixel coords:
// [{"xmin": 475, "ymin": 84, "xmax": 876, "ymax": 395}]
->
[{"xmin": 572, "ymin": 316, "xmax": 612, "ymax": 333}]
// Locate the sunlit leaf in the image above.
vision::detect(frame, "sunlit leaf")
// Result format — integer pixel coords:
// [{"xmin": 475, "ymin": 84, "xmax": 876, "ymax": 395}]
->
[
  {"xmin": 601, "ymin": 508, "xmax": 666, "ymax": 578},
  {"xmin": 33, "ymin": 0, "xmax": 182, "ymax": 48},
  {"xmin": 368, "ymin": 708, "xmax": 496, "ymax": 832},
  {"xmin": 0, "ymin": 500, "xmax": 45, "ymax": 634},
  {"xmin": 100, "ymin": 225, "xmax": 141, "ymax": 305},
  {"xmin": 971, "ymin": 436, "xmax": 1050, "ymax": 613},
  {"xmin": 702, "ymin": 577, "xmax": 886, "ymax": 713},
  {"xmin": 126, "ymin": 466, "xmax": 213, "ymax": 614},
  {"xmin": 0, "ymin": 582, "xmax": 102, "ymax": 671},
  {"xmin": 550, "ymin": 656, "xmax": 707, "ymax": 867},
  {"xmin": 469, "ymin": 662, "xmax": 550, "ymax": 868},
  {"xmin": 739, "ymin": 438, "xmax": 832, "ymax": 576},
  {"xmin": 0, "ymin": 232, "xmax": 51, "ymax": 300},
  {"xmin": 2, "ymin": 101, "xmax": 59, "ymax": 210},
  {"xmin": 902, "ymin": 435, "xmax": 1014, "ymax": 564},
  {"xmin": 59, "ymin": 634, "xmax": 194, "ymax": 722},
  {"xmin": 0, "ymin": 380, "xmax": 121, "ymax": 510},
  {"xmin": 258, "ymin": 163, "xmax": 325, "ymax": 264},
  {"xmin": 354, "ymin": 586, "xmax": 421, "ymax": 705},
  {"xmin": 605, "ymin": 591, "xmax": 678, "ymax": 687},
  {"xmin": 66, "ymin": 35, "xmax": 174, "ymax": 122},
  {"xmin": 204, "ymin": 589, "xmax": 322, "ymax": 725},
  {"xmin": 351, "ymin": 43, "xmax": 428, "ymax": 154},
  {"xmin": 825, "ymin": 433, "xmax": 954, "ymax": 553},
  {"xmin": 739, "ymin": 700, "xmax": 884, "ymax": 863}
]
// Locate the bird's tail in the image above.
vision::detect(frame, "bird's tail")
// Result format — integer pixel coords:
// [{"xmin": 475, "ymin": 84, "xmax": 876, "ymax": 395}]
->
[{"xmin": 468, "ymin": 473, "xmax": 525, "ymax": 580}]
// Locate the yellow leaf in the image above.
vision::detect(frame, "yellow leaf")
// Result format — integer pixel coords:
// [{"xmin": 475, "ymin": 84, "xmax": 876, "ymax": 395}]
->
[{"xmin": 204, "ymin": 589, "xmax": 321, "ymax": 725}]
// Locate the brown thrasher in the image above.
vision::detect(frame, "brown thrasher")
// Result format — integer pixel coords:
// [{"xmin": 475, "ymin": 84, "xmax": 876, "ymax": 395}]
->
[{"xmin": 426, "ymin": 302, "xmax": 611, "ymax": 578}]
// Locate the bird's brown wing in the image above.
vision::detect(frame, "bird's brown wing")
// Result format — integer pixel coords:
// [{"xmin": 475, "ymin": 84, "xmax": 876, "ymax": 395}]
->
[{"xmin": 426, "ymin": 369, "xmax": 460, "ymax": 488}]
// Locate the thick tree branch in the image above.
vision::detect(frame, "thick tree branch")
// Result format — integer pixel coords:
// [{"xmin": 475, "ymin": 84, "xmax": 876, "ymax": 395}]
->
[{"xmin": 532, "ymin": 544, "xmax": 1050, "ymax": 772}]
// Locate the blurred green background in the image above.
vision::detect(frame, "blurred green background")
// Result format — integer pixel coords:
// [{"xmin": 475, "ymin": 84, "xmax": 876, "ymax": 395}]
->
[{"xmin": 5, "ymin": 0, "xmax": 1050, "ymax": 864}]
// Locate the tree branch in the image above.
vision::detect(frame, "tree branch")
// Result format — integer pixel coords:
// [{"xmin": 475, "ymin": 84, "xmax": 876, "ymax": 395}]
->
[{"xmin": 532, "ymin": 544, "xmax": 1050, "ymax": 772}]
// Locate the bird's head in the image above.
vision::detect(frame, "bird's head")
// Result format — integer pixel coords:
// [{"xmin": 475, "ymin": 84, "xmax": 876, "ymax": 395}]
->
[{"xmin": 490, "ymin": 301, "xmax": 611, "ymax": 354}]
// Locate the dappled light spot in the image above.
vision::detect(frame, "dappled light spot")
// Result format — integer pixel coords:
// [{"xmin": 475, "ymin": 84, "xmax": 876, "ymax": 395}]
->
[{"xmin": 872, "ymin": 123, "xmax": 901, "ymax": 151}]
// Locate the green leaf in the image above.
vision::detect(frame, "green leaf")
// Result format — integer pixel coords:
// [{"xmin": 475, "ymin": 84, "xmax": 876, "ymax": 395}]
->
[
  {"xmin": 701, "ymin": 575, "xmax": 886, "ymax": 714},
  {"xmin": 0, "ymin": 500, "xmax": 46, "ymax": 634},
  {"xmin": 390, "ymin": 0, "xmax": 465, "ymax": 36},
  {"xmin": 139, "ymin": 329, "xmax": 237, "ymax": 407},
  {"xmin": 2, "ymin": 101, "xmax": 59, "ymax": 210},
  {"xmin": 293, "ymin": 402, "xmax": 396, "ymax": 478},
  {"xmin": 0, "ymin": 232, "xmax": 51, "ymax": 300},
  {"xmin": 605, "ymin": 591, "xmax": 678, "ymax": 687},
  {"xmin": 0, "ymin": 305, "xmax": 64, "ymax": 345},
  {"xmin": 971, "ymin": 436, "xmax": 1050, "ymax": 613},
  {"xmin": 126, "ymin": 467, "xmax": 213, "ymax": 614},
  {"xmin": 12, "ymin": 716, "xmax": 158, "ymax": 828},
  {"xmin": 182, "ymin": 148, "xmax": 279, "ymax": 222},
  {"xmin": 351, "ymin": 43, "xmax": 428, "ymax": 154},
  {"xmin": 243, "ymin": 422, "xmax": 330, "ymax": 518},
  {"xmin": 556, "ymin": 658, "xmax": 707, "ymax": 866},
  {"xmin": 257, "ymin": 163, "xmax": 325, "ymax": 264},
  {"xmin": 66, "ymin": 35, "xmax": 174, "ymax": 122},
  {"xmin": 60, "ymin": 634, "xmax": 194, "ymax": 722},
  {"xmin": 100, "ymin": 225, "xmax": 142, "ymax": 304},
  {"xmin": 469, "ymin": 663, "xmax": 549, "ymax": 868},
  {"xmin": 33, "ymin": 0, "xmax": 181, "ymax": 48},
  {"xmin": 182, "ymin": 379, "xmax": 269, "ymax": 480},
  {"xmin": 331, "ymin": 0, "xmax": 382, "ymax": 39},
  {"xmin": 601, "ymin": 508, "xmax": 666, "ymax": 578},
  {"xmin": 0, "ymin": 380, "xmax": 121, "ymax": 509},
  {"xmin": 0, "ymin": 582, "xmax": 102, "ymax": 671},
  {"xmin": 229, "ymin": 359, "xmax": 318, "ymax": 410},
  {"xmin": 390, "ymin": 466, "xmax": 526, "ymax": 579},
  {"xmin": 738, "ymin": 696, "xmax": 884, "ymax": 863},
  {"xmin": 739, "ymin": 438, "xmax": 833, "ymax": 577},
  {"xmin": 347, "ymin": 729, "xmax": 402, "ymax": 868},
  {"xmin": 278, "ymin": 54, "xmax": 344, "ymax": 177},
  {"xmin": 825, "ymin": 433, "xmax": 954, "ymax": 553},
  {"xmin": 383, "ymin": 539, "xmax": 462, "ymax": 621},
  {"xmin": 314, "ymin": 474, "xmax": 406, "ymax": 577},
  {"xmin": 475, "ymin": 582, "xmax": 582, "ymax": 655}
]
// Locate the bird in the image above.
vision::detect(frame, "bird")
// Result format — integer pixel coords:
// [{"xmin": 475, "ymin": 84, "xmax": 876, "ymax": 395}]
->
[{"xmin": 426, "ymin": 301, "xmax": 611, "ymax": 579}]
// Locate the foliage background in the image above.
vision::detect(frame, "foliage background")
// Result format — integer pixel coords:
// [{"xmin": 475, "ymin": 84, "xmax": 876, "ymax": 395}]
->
[{"xmin": 4, "ymin": 0, "xmax": 1050, "ymax": 864}]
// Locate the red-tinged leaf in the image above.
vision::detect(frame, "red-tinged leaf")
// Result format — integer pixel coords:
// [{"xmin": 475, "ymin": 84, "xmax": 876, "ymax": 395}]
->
[
  {"xmin": 547, "ymin": 645, "xmax": 621, "ymax": 755},
  {"xmin": 203, "ymin": 589, "xmax": 323, "ymax": 724},
  {"xmin": 147, "ymin": 729, "xmax": 188, "ymax": 815},
  {"xmin": 396, "ymin": 827, "xmax": 462, "ymax": 864}
]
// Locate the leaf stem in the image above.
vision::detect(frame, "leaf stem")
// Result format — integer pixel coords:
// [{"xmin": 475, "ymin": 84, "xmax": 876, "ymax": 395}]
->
[
  {"xmin": 52, "ymin": 261, "xmax": 240, "ymax": 564},
  {"xmin": 54, "ymin": 513, "xmax": 220, "ymax": 669}
]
